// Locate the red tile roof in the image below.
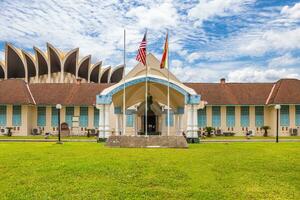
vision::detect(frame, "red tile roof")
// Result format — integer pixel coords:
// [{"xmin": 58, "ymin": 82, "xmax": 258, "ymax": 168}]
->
[
  {"xmin": 185, "ymin": 82, "xmax": 274, "ymax": 105},
  {"xmin": 29, "ymin": 83, "xmax": 112, "ymax": 106},
  {"xmin": 0, "ymin": 79, "xmax": 35, "ymax": 104},
  {"xmin": 0, "ymin": 79, "xmax": 299, "ymax": 106},
  {"xmin": 267, "ymin": 79, "xmax": 300, "ymax": 104}
]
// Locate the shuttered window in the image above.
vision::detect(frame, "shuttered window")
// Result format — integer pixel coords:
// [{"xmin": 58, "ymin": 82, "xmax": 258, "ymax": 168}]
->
[
  {"xmin": 0, "ymin": 105, "xmax": 6, "ymax": 126},
  {"xmin": 296, "ymin": 105, "xmax": 300, "ymax": 126},
  {"xmin": 37, "ymin": 106, "xmax": 46, "ymax": 126},
  {"xmin": 241, "ymin": 106, "xmax": 249, "ymax": 127},
  {"xmin": 51, "ymin": 107, "xmax": 58, "ymax": 127},
  {"xmin": 255, "ymin": 106, "xmax": 264, "ymax": 127},
  {"xmin": 12, "ymin": 105, "xmax": 22, "ymax": 126},
  {"xmin": 80, "ymin": 107, "xmax": 88, "ymax": 127},
  {"xmin": 212, "ymin": 106, "xmax": 221, "ymax": 127},
  {"xmin": 65, "ymin": 107, "xmax": 74, "ymax": 126},
  {"xmin": 94, "ymin": 107, "xmax": 99, "ymax": 128},
  {"xmin": 226, "ymin": 106, "xmax": 235, "ymax": 127},
  {"xmin": 197, "ymin": 108, "xmax": 207, "ymax": 127},
  {"xmin": 280, "ymin": 105, "xmax": 290, "ymax": 126}
]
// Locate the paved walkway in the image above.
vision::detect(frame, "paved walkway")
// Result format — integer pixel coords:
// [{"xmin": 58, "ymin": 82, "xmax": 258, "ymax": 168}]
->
[{"xmin": 0, "ymin": 138, "xmax": 299, "ymax": 143}]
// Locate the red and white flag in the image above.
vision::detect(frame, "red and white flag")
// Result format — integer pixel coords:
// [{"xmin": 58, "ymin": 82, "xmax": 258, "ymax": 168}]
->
[{"xmin": 136, "ymin": 32, "xmax": 147, "ymax": 66}]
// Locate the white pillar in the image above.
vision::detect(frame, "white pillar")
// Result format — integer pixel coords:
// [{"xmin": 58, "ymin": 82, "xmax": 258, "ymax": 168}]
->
[
  {"xmin": 115, "ymin": 114, "xmax": 119, "ymax": 135},
  {"xmin": 187, "ymin": 105, "xmax": 198, "ymax": 138},
  {"xmin": 98, "ymin": 105, "xmax": 105, "ymax": 138},
  {"xmin": 104, "ymin": 104, "xmax": 110, "ymax": 138}
]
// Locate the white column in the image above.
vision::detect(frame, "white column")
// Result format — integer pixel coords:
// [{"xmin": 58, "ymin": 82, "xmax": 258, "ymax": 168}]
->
[
  {"xmin": 186, "ymin": 105, "xmax": 198, "ymax": 138},
  {"xmin": 179, "ymin": 114, "xmax": 184, "ymax": 135},
  {"xmin": 115, "ymin": 114, "xmax": 119, "ymax": 135},
  {"xmin": 104, "ymin": 104, "xmax": 110, "ymax": 138},
  {"xmin": 193, "ymin": 105, "xmax": 198, "ymax": 138},
  {"xmin": 187, "ymin": 105, "xmax": 193, "ymax": 138},
  {"xmin": 98, "ymin": 105, "xmax": 105, "ymax": 138}
]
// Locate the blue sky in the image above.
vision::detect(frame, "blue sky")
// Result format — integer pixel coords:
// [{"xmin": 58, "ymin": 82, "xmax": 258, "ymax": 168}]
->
[{"xmin": 0, "ymin": 0, "xmax": 300, "ymax": 82}]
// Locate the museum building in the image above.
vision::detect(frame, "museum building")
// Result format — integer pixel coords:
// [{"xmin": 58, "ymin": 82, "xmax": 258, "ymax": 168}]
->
[{"xmin": 0, "ymin": 43, "xmax": 300, "ymax": 138}]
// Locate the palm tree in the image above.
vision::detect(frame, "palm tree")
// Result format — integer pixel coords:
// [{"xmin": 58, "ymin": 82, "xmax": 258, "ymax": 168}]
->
[
  {"xmin": 261, "ymin": 126, "xmax": 270, "ymax": 137},
  {"xmin": 204, "ymin": 127, "xmax": 215, "ymax": 137}
]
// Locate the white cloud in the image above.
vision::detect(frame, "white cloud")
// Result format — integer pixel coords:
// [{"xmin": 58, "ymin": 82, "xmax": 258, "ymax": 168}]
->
[
  {"xmin": 281, "ymin": 3, "xmax": 300, "ymax": 19},
  {"xmin": 268, "ymin": 53, "xmax": 300, "ymax": 68},
  {"xmin": 228, "ymin": 67, "xmax": 300, "ymax": 82},
  {"xmin": 126, "ymin": 1, "xmax": 179, "ymax": 30},
  {"xmin": 0, "ymin": 51, "xmax": 3, "ymax": 60},
  {"xmin": 188, "ymin": 0, "xmax": 254, "ymax": 27}
]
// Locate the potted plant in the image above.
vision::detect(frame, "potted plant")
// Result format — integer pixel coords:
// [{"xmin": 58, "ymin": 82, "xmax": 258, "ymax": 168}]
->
[
  {"xmin": 261, "ymin": 126, "xmax": 270, "ymax": 137},
  {"xmin": 204, "ymin": 127, "xmax": 215, "ymax": 137}
]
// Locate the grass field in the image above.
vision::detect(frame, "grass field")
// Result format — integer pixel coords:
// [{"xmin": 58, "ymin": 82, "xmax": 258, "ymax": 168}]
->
[{"xmin": 0, "ymin": 142, "xmax": 299, "ymax": 200}]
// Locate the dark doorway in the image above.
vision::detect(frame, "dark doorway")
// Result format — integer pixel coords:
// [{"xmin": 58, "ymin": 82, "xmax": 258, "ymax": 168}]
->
[
  {"xmin": 143, "ymin": 115, "xmax": 156, "ymax": 133},
  {"xmin": 142, "ymin": 109, "xmax": 158, "ymax": 134}
]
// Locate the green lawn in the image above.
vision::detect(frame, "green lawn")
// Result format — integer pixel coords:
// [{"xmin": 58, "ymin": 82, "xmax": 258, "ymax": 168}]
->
[{"xmin": 0, "ymin": 143, "xmax": 299, "ymax": 200}]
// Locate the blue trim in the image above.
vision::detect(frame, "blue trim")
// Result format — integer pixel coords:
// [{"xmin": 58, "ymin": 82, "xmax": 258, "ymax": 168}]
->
[{"xmin": 96, "ymin": 77, "xmax": 200, "ymax": 105}]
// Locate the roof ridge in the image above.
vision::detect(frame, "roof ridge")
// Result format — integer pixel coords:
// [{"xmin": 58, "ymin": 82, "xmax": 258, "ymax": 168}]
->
[
  {"xmin": 25, "ymin": 82, "xmax": 36, "ymax": 105},
  {"xmin": 268, "ymin": 80, "xmax": 283, "ymax": 104}
]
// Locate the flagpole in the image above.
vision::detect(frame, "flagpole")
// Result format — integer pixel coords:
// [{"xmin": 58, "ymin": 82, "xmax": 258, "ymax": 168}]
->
[
  {"xmin": 167, "ymin": 30, "xmax": 170, "ymax": 137},
  {"xmin": 123, "ymin": 29, "xmax": 126, "ymax": 136},
  {"xmin": 145, "ymin": 54, "xmax": 148, "ymax": 137},
  {"xmin": 145, "ymin": 31, "xmax": 148, "ymax": 137}
]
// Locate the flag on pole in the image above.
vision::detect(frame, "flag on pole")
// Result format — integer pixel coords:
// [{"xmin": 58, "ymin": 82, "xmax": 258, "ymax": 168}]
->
[
  {"xmin": 136, "ymin": 32, "xmax": 147, "ymax": 66},
  {"xmin": 160, "ymin": 33, "xmax": 168, "ymax": 69}
]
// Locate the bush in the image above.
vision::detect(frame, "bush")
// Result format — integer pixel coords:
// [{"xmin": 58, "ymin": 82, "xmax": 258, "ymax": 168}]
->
[
  {"xmin": 204, "ymin": 127, "xmax": 215, "ymax": 137},
  {"xmin": 223, "ymin": 132, "xmax": 235, "ymax": 136}
]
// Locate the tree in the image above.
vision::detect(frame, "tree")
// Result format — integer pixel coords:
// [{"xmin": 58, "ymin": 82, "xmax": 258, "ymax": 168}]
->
[
  {"xmin": 261, "ymin": 126, "xmax": 270, "ymax": 137},
  {"xmin": 204, "ymin": 127, "xmax": 215, "ymax": 137}
]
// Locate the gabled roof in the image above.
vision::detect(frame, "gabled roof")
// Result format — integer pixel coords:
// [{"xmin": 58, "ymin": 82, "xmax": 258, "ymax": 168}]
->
[
  {"xmin": 185, "ymin": 79, "xmax": 300, "ymax": 105},
  {"xmin": 0, "ymin": 79, "xmax": 35, "ymax": 104},
  {"xmin": 267, "ymin": 79, "xmax": 300, "ymax": 104}
]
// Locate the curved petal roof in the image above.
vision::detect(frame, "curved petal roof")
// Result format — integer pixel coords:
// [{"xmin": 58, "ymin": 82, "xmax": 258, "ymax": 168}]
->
[
  {"xmin": 64, "ymin": 48, "xmax": 78, "ymax": 76},
  {"xmin": 6, "ymin": 43, "xmax": 26, "ymax": 79},
  {"xmin": 22, "ymin": 51, "xmax": 36, "ymax": 78},
  {"xmin": 34, "ymin": 47, "xmax": 49, "ymax": 76},
  {"xmin": 90, "ymin": 62, "xmax": 102, "ymax": 83},
  {"xmin": 0, "ymin": 62, "xmax": 5, "ymax": 79},
  {"xmin": 78, "ymin": 55, "xmax": 91, "ymax": 80},
  {"xmin": 100, "ymin": 66, "xmax": 111, "ymax": 83},
  {"xmin": 47, "ymin": 43, "xmax": 61, "ymax": 73},
  {"xmin": 110, "ymin": 65, "xmax": 124, "ymax": 83}
]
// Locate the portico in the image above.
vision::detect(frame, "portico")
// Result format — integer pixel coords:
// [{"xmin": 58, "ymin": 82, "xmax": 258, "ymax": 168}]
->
[{"xmin": 96, "ymin": 54, "xmax": 203, "ymax": 139}]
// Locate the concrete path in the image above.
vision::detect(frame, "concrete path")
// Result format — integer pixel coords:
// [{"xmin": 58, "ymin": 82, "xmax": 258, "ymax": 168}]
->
[{"xmin": 0, "ymin": 138, "xmax": 299, "ymax": 143}]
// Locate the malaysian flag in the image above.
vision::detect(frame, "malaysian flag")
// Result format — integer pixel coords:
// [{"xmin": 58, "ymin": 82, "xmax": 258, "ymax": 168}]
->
[{"xmin": 136, "ymin": 32, "xmax": 147, "ymax": 66}]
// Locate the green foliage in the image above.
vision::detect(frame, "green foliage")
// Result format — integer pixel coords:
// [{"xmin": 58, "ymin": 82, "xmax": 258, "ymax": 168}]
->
[
  {"xmin": 0, "ymin": 143, "xmax": 299, "ymax": 199},
  {"xmin": 204, "ymin": 126, "xmax": 215, "ymax": 137}
]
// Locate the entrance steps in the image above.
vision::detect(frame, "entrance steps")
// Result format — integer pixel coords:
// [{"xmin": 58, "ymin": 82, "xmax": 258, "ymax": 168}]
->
[{"xmin": 106, "ymin": 135, "xmax": 188, "ymax": 148}]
